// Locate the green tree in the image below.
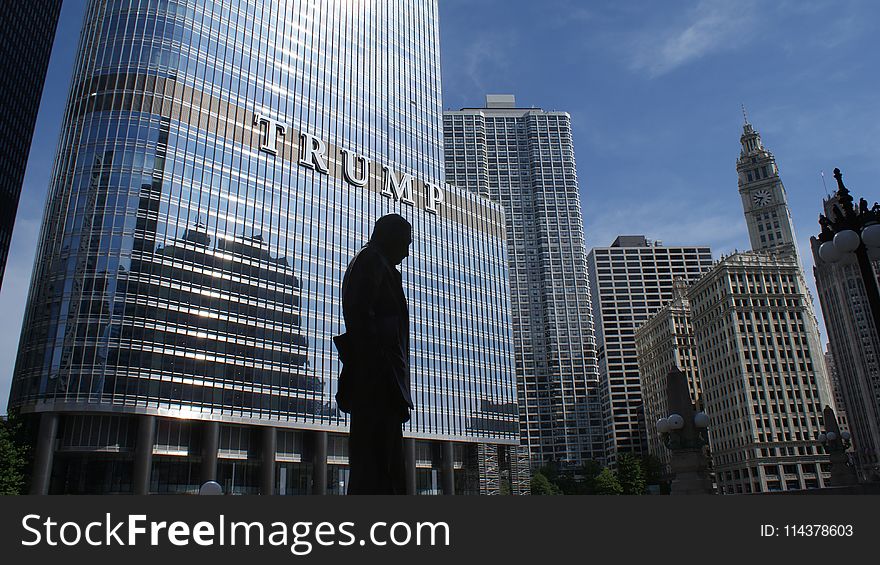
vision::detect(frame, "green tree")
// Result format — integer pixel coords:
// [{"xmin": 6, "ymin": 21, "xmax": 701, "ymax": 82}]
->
[
  {"xmin": 552, "ymin": 471, "xmax": 580, "ymax": 494},
  {"xmin": 616, "ymin": 453, "xmax": 647, "ymax": 495},
  {"xmin": 593, "ymin": 467, "xmax": 623, "ymax": 495},
  {"xmin": 580, "ymin": 460, "xmax": 603, "ymax": 494},
  {"xmin": 640, "ymin": 454, "xmax": 668, "ymax": 493},
  {"xmin": 0, "ymin": 415, "xmax": 30, "ymax": 495},
  {"xmin": 537, "ymin": 463, "xmax": 559, "ymax": 482},
  {"xmin": 530, "ymin": 471, "xmax": 562, "ymax": 495},
  {"xmin": 534, "ymin": 462, "xmax": 579, "ymax": 494},
  {"xmin": 640, "ymin": 454, "xmax": 664, "ymax": 485}
]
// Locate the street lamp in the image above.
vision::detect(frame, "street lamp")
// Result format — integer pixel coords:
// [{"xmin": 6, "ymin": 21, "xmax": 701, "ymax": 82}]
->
[
  {"xmin": 816, "ymin": 168, "xmax": 880, "ymax": 339},
  {"xmin": 659, "ymin": 368, "xmax": 714, "ymax": 494},
  {"xmin": 817, "ymin": 430, "xmax": 851, "ymax": 445},
  {"xmin": 817, "ymin": 405, "xmax": 857, "ymax": 487},
  {"xmin": 658, "ymin": 411, "xmax": 709, "ymax": 451}
]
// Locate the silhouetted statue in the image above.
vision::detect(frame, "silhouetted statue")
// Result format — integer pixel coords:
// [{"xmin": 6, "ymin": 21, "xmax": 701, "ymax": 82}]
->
[{"xmin": 335, "ymin": 214, "xmax": 413, "ymax": 494}]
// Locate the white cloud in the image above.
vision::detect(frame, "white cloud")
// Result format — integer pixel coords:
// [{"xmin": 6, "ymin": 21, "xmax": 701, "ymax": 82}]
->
[
  {"xmin": 460, "ymin": 31, "xmax": 518, "ymax": 93},
  {"xmin": 629, "ymin": 0, "xmax": 759, "ymax": 77}
]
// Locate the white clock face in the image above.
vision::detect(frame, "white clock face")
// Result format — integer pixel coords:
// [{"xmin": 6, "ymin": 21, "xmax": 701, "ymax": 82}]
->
[{"xmin": 753, "ymin": 190, "xmax": 772, "ymax": 207}]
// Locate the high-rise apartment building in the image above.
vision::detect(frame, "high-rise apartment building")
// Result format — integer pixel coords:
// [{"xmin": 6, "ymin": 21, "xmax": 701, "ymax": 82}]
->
[
  {"xmin": 635, "ymin": 279, "xmax": 702, "ymax": 470},
  {"xmin": 0, "ymin": 0, "xmax": 62, "ymax": 291},
  {"xmin": 587, "ymin": 236, "xmax": 713, "ymax": 464},
  {"xmin": 444, "ymin": 95, "xmax": 603, "ymax": 467},
  {"xmin": 10, "ymin": 0, "xmax": 523, "ymax": 495},
  {"xmin": 810, "ymin": 195, "xmax": 880, "ymax": 479},
  {"xmin": 686, "ymin": 119, "xmax": 834, "ymax": 493},
  {"xmin": 688, "ymin": 250, "xmax": 833, "ymax": 492}
]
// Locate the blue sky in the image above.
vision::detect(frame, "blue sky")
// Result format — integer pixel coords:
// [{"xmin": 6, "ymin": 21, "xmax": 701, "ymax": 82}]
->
[{"xmin": 2, "ymin": 0, "xmax": 879, "ymax": 409}]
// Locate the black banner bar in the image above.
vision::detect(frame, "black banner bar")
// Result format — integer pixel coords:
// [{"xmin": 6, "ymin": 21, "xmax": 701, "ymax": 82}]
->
[{"xmin": 1, "ymin": 495, "xmax": 875, "ymax": 563}]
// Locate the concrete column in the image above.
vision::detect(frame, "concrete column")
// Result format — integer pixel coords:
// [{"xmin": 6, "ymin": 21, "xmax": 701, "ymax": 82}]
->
[
  {"xmin": 312, "ymin": 430, "xmax": 327, "ymax": 495},
  {"xmin": 30, "ymin": 413, "xmax": 59, "ymax": 495},
  {"xmin": 669, "ymin": 449, "xmax": 715, "ymax": 495},
  {"xmin": 261, "ymin": 426, "xmax": 276, "ymax": 495},
  {"xmin": 404, "ymin": 438, "xmax": 417, "ymax": 495},
  {"xmin": 133, "ymin": 415, "xmax": 156, "ymax": 495},
  {"xmin": 200, "ymin": 421, "xmax": 220, "ymax": 484},
  {"xmin": 442, "ymin": 441, "xmax": 455, "ymax": 495}
]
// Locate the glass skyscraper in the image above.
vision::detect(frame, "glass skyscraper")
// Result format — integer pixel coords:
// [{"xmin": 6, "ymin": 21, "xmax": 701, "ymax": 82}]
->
[
  {"xmin": 444, "ymin": 95, "xmax": 603, "ymax": 468},
  {"xmin": 10, "ymin": 0, "xmax": 523, "ymax": 495},
  {"xmin": 0, "ymin": 0, "xmax": 62, "ymax": 291}
]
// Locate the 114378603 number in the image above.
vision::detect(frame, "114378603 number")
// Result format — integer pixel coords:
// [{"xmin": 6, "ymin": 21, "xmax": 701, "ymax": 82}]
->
[{"xmin": 784, "ymin": 525, "xmax": 853, "ymax": 537}]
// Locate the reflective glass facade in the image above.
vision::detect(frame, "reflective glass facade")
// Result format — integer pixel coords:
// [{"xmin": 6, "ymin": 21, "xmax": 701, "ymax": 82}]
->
[{"xmin": 10, "ymin": 0, "xmax": 518, "ymax": 449}]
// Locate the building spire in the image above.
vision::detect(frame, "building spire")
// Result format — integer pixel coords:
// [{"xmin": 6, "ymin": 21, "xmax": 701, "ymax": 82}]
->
[
  {"xmin": 739, "ymin": 112, "xmax": 762, "ymax": 155},
  {"xmin": 832, "ymin": 167, "xmax": 854, "ymax": 214}
]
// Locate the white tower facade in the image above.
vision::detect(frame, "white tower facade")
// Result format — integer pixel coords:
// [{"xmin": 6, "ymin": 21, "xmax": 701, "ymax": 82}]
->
[
  {"xmin": 689, "ymin": 251, "xmax": 834, "ymax": 493},
  {"xmin": 737, "ymin": 120, "xmax": 800, "ymax": 255},
  {"xmin": 686, "ymin": 118, "xmax": 836, "ymax": 493}
]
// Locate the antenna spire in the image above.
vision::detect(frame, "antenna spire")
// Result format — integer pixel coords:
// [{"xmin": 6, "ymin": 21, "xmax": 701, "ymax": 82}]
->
[{"xmin": 741, "ymin": 104, "xmax": 750, "ymax": 125}]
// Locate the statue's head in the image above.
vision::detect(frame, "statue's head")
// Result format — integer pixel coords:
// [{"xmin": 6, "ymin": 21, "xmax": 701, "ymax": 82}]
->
[{"xmin": 371, "ymin": 214, "xmax": 413, "ymax": 265}]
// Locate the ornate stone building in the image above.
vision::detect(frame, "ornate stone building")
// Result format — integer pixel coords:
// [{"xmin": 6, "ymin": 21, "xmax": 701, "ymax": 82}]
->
[
  {"xmin": 636, "ymin": 279, "xmax": 703, "ymax": 472},
  {"xmin": 810, "ymin": 193, "xmax": 880, "ymax": 480},
  {"xmin": 688, "ymin": 119, "xmax": 834, "ymax": 493}
]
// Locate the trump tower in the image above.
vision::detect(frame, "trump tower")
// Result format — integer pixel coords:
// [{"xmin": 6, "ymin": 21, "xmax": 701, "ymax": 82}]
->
[{"xmin": 9, "ymin": 0, "xmax": 526, "ymax": 495}]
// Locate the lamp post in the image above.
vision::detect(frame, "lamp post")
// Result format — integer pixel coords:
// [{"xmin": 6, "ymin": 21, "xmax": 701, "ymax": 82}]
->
[
  {"xmin": 817, "ymin": 405, "xmax": 857, "ymax": 487},
  {"xmin": 657, "ymin": 411, "xmax": 710, "ymax": 450},
  {"xmin": 657, "ymin": 368, "xmax": 714, "ymax": 494},
  {"xmin": 816, "ymin": 168, "xmax": 880, "ymax": 340}
]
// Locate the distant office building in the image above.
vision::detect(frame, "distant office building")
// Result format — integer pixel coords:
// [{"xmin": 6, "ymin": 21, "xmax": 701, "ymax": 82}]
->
[
  {"xmin": 689, "ymin": 250, "xmax": 833, "ymax": 492},
  {"xmin": 811, "ymin": 194, "xmax": 880, "ymax": 479},
  {"xmin": 635, "ymin": 279, "xmax": 703, "ymax": 471},
  {"xmin": 587, "ymin": 236, "xmax": 713, "ymax": 465},
  {"xmin": 444, "ymin": 94, "xmax": 603, "ymax": 467},
  {"xmin": 686, "ymin": 119, "xmax": 834, "ymax": 493},
  {"xmin": 0, "ymin": 0, "xmax": 62, "ymax": 290},
  {"xmin": 10, "ymin": 0, "xmax": 523, "ymax": 495},
  {"xmin": 823, "ymin": 346, "xmax": 851, "ymax": 440}
]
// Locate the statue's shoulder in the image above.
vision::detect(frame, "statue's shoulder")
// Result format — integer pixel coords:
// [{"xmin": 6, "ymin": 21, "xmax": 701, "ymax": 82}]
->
[
  {"xmin": 351, "ymin": 244, "xmax": 379, "ymax": 267},
  {"xmin": 348, "ymin": 245, "xmax": 387, "ymax": 281}
]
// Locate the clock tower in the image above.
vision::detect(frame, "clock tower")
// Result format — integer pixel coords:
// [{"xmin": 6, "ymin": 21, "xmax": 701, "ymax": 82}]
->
[{"xmin": 737, "ymin": 116, "xmax": 799, "ymax": 255}]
